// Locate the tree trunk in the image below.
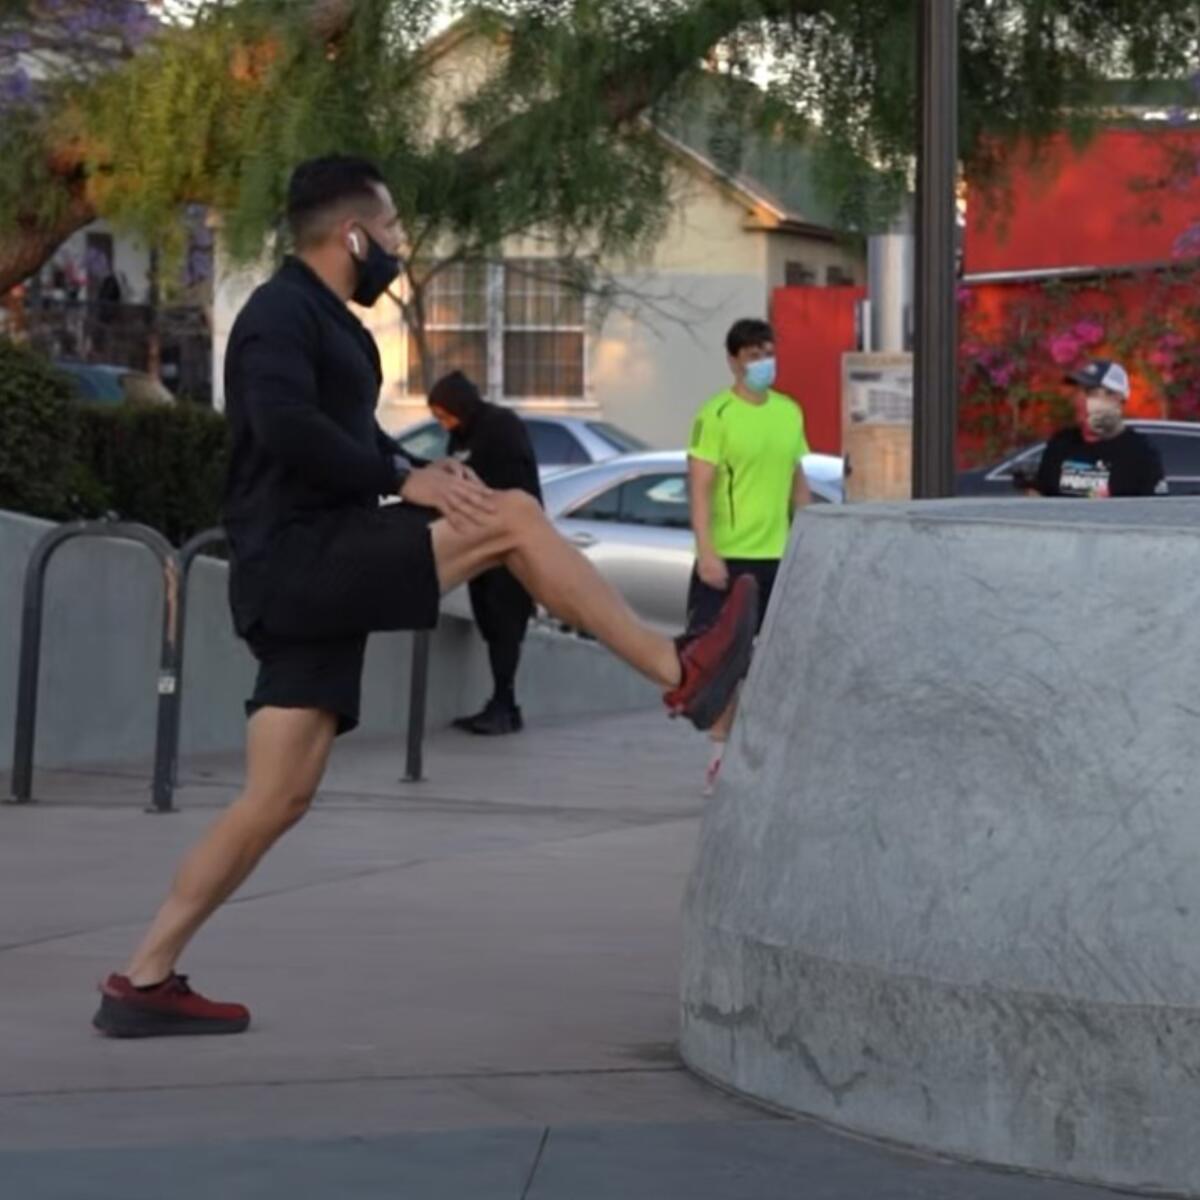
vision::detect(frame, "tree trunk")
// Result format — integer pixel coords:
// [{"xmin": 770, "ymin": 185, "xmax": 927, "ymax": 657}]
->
[
  {"xmin": 0, "ymin": 195, "xmax": 96, "ymax": 298},
  {"xmin": 145, "ymin": 245, "xmax": 162, "ymax": 379}
]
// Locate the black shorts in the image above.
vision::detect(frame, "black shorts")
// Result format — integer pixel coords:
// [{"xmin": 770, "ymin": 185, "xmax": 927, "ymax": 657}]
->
[
  {"xmin": 686, "ymin": 558, "xmax": 780, "ymax": 638},
  {"xmin": 243, "ymin": 504, "xmax": 441, "ymax": 735}
]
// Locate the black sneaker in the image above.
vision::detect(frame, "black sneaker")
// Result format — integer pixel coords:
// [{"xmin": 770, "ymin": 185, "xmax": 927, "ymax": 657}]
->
[
  {"xmin": 465, "ymin": 700, "xmax": 523, "ymax": 736},
  {"xmin": 452, "ymin": 706, "xmax": 489, "ymax": 732}
]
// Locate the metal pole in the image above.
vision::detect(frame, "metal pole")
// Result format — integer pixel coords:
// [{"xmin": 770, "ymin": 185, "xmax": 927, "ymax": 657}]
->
[
  {"xmin": 149, "ymin": 551, "xmax": 182, "ymax": 813},
  {"xmin": 168, "ymin": 529, "xmax": 229, "ymax": 791},
  {"xmin": 403, "ymin": 630, "xmax": 431, "ymax": 782},
  {"xmin": 912, "ymin": 0, "xmax": 959, "ymax": 499},
  {"xmin": 6, "ymin": 519, "xmax": 180, "ymax": 809},
  {"xmin": 7, "ymin": 521, "xmax": 89, "ymax": 803}
]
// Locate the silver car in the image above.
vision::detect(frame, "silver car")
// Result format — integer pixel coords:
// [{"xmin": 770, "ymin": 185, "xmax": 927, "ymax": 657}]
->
[
  {"xmin": 442, "ymin": 450, "xmax": 842, "ymax": 635},
  {"xmin": 395, "ymin": 413, "xmax": 649, "ymax": 480}
]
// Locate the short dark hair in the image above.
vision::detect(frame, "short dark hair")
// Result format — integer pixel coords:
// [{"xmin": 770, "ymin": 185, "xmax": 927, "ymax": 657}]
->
[
  {"xmin": 286, "ymin": 155, "xmax": 386, "ymax": 248},
  {"xmin": 726, "ymin": 319, "xmax": 775, "ymax": 358}
]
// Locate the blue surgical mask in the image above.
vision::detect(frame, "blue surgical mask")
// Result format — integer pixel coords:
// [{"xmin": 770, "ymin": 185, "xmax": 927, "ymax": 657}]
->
[{"xmin": 745, "ymin": 357, "xmax": 776, "ymax": 393}]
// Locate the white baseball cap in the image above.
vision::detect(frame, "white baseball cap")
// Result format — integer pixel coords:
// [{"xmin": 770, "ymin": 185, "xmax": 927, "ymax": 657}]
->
[{"xmin": 1067, "ymin": 359, "xmax": 1130, "ymax": 400}]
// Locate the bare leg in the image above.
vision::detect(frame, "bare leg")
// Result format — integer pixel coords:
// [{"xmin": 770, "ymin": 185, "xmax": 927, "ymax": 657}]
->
[
  {"xmin": 124, "ymin": 708, "xmax": 336, "ymax": 985},
  {"xmin": 431, "ymin": 492, "xmax": 681, "ymax": 689}
]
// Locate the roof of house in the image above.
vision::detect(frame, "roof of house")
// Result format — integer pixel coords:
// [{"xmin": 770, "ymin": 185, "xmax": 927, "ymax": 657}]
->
[
  {"xmin": 419, "ymin": 14, "xmax": 849, "ymax": 235},
  {"xmin": 654, "ymin": 75, "xmax": 845, "ymax": 233}
]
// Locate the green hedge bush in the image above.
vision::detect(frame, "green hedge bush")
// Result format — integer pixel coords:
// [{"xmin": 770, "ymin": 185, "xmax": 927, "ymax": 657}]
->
[
  {"xmin": 0, "ymin": 339, "xmax": 228, "ymax": 544},
  {"xmin": 0, "ymin": 338, "xmax": 79, "ymax": 520}
]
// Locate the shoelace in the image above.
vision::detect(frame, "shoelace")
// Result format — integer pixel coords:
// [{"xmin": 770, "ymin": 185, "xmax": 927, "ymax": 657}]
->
[{"xmin": 163, "ymin": 973, "xmax": 194, "ymax": 996}]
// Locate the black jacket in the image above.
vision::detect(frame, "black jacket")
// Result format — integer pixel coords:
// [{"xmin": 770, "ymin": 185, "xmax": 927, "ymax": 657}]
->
[
  {"xmin": 448, "ymin": 406, "xmax": 542, "ymax": 503},
  {"xmin": 222, "ymin": 257, "xmax": 414, "ymax": 634}
]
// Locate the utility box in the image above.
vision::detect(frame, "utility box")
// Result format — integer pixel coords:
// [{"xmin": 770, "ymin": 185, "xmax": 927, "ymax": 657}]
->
[{"xmin": 842, "ymin": 352, "xmax": 913, "ymax": 502}]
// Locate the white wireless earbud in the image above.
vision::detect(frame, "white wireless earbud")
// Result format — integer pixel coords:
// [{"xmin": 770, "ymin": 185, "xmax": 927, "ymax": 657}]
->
[{"xmin": 348, "ymin": 232, "xmax": 362, "ymax": 256}]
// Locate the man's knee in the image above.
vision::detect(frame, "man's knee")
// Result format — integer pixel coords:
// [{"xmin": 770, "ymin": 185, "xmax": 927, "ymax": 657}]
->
[
  {"xmin": 250, "ymin": 784, "xmax": 316, "ymax": 837},
  {"xmin": 495, "ymin": 489, "xmax": 542, "ymax": 532},
  {"xmin": 492, "ymin": 492, "xmax": 544, "ymax": 549}
]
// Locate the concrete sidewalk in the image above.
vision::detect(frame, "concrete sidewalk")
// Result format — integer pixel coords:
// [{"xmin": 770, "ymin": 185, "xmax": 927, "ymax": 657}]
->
[{"xmin": 0, "ymin": 713, "xmax": 1123, "ymax": 1198}]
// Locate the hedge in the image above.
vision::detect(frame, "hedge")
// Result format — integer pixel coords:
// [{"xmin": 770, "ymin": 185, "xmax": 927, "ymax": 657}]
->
[
  {"xmin": 0, "ymin": 339, "xmax": 228, "ymax": 544},
  {"xmin": 0, "ymin": 338, "xmax": 79, "ymax": 520}
]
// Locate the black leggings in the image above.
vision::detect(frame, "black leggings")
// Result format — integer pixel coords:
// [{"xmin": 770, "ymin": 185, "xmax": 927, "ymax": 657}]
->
[{"xmin": 469, "ymin": 567, "xmax": 533, "ymax": 705}]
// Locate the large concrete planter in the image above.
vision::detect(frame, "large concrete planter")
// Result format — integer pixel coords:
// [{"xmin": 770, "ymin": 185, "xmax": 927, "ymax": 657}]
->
[{"xmin": 682, "ymin": 499, "xmax": 1200, "ymax": 1195}]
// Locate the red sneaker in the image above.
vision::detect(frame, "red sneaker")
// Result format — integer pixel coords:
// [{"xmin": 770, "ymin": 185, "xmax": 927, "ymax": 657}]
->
[
  {"xmin": 664, "ymin": 574, "xmax": 759, "ymax": 730},
  {"xmin": 93, "ymin": 973, "xmax": 250, "ymax": 1038}
]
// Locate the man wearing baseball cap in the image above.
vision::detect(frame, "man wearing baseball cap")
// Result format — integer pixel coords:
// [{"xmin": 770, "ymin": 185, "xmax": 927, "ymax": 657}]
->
[{"xmin": 1033, "ymin": 359, "xmax": 1167, "ymax": 499}]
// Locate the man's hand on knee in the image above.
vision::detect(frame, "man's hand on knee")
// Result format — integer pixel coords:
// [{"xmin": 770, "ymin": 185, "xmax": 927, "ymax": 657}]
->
[{"xmin": 401, "ymin": 466, "xmax": 496, "ymax": 531}]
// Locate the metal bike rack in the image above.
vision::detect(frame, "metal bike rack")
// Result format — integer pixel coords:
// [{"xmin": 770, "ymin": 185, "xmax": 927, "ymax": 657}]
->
[
  {"xmin": 403, "ymin": 630, "xmax": 431, "ymax": 782},
  {"xmin": 7, "ymin": 518, "xmax": 182, "ymax": 813},
  {"xmin": 8, "ymin": 520, "xmax": 434, "ymax": 806},
  {"xmin": 165, "ymin": 527, "xmax": 229, "ymax": 791}
]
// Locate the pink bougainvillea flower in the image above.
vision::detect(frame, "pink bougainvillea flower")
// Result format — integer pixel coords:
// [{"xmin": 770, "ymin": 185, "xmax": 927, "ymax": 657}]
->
[
  {"xmin": 1173, "ymin": 223, "xmax": 1200, "ymax": 259},
  {"xmin": 1049, "ymin": 333, "xmax": 1082, "ymax": 365},
  {"xmin": 1072, "ymin": 319, "xmax": 1105, "ymax": 346},
  {"xmin": 989, "ymin": 363, "xmax": 1017, "ymax": 388}
]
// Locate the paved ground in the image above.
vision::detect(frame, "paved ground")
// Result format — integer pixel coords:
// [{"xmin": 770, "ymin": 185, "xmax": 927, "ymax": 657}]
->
[{"xmin": 0, "ymin": 712, "xmax": 1128, "ymax": 1198}]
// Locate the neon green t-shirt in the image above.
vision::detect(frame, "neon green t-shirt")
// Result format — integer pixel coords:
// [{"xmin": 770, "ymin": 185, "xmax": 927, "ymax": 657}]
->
[{"xmin": 688, "ymin": 388, "xmax": 810, "ymax": 560}]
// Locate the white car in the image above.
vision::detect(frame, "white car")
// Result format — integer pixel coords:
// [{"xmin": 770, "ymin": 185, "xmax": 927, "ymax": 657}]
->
[
  {"xmin": 394, "ymin": 413, "xmax": 649, "ymax": 481},
  {"xmin": 443, "ymin": 449, "xmax": 844, "ymax": 633}
]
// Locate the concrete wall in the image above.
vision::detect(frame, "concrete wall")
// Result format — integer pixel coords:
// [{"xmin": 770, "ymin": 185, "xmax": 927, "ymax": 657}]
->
[
  {"xmin": 681, "ymin": 497, "xmax": 1200, "ymax": 1196},
  {"xmin": 0, "ymin": 510, "xmax": 655, "ymax": 774}
]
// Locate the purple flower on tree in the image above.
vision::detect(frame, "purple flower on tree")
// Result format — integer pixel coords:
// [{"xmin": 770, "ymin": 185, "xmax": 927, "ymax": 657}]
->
[
  {"xmin": 1049, "ymin": 332, "xmax": 1082, "ymax": 365},
  {"xmin": 1175, "ymin": 223, "xmax": 1200, "ymax": 260},
  {"xmin": 988, "ymin": 361, "xmax": 1017, "ymax": 388},
  {"xmin": 1, "ymin": 67, "xmax": 34, "ymax": 107},
  {"xmin": 1072, "ymin": 319, "xmax": 1105, "ymax": 346}
]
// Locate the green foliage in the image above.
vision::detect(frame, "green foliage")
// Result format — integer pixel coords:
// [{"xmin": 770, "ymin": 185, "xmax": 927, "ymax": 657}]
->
[
  {"xmin": 71, "ymin": 401, "xmax": 229, "ymax": 544},
  {"xmin": 0, "ymin": 338, "xmax": 227, "ymax": 540},
  {"xmin": 3, "ymin": 0, "xmax": 1199, "ymax": 285},
  {"xmin": 0, "ymin": 338, "xmax": 78, "ymax": 518}
]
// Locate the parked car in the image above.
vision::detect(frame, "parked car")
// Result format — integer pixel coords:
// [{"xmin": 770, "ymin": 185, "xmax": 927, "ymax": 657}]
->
[
  {"xmin": 395, "ymin": 413, "xmax": 649, "ymax": 480},
  {"xmin": 957, "ymin": 420, "xmax": 1200, "ymax": 497},
  {"xmin": 443, "ymin": 449, "xmax": 844, "ymax": 633},
  {"xmin": 55, "ymin": 361, "xmax": 174, "ymax": 407}
]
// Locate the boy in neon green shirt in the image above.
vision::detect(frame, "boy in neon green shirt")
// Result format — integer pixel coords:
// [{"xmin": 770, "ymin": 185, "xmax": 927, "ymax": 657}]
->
[{"xmin": 687, "ymin": 318, "xmax": 811, "ymax": 791}]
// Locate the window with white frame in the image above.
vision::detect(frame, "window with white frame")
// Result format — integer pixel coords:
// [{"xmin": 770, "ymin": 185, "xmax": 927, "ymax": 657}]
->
[
  {"xmin": 405, "ymin": 259, "xmax": 586, "ymax": 402},
  {"xmin": 405, "ymin": 261, "xmax": 490, "ymax": 395},
  {"xmin": 502, "ymin": 259, "xmax": 585, "ymax": 400}
]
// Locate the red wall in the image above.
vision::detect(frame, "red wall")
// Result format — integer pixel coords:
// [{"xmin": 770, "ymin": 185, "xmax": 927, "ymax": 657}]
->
[
  {"xmin": 772, "ymin": 285, "xmax": 865, "ymax": 455},
  {"xmin": 965, "ymin": 127, "xmax": 1200, "ymax": 275}
]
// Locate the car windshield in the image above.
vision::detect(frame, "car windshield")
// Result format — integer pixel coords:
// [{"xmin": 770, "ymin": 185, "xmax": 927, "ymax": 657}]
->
[{"xmin": 586, "ymin": 421, "xmax": 649, "ymax": 454}]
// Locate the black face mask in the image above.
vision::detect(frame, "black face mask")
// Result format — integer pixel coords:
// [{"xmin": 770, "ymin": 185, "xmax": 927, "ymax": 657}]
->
[{"xmin": 350, "ymin": 229, "xmax": 401, "ymax": 307}]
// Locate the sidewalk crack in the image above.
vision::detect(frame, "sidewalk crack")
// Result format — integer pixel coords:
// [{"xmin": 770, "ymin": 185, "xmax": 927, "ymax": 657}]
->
[{"xmin": 520, "ymin": 1126, "xmax": 551, "ymax": 1200}]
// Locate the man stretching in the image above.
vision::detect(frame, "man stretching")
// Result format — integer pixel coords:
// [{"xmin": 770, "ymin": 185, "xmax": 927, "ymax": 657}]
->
[{"xmin": 91, "ymin": 156, "xmax": 757, "ymax": 1037}]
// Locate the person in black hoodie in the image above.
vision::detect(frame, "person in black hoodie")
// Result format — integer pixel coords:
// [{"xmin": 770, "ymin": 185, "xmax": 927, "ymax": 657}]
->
[{"xmin": 429, "ymin": 371, "xmax": 542, "ymax": 735}]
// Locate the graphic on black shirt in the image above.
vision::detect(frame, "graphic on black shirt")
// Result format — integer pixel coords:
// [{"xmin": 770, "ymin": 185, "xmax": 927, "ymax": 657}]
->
[
  {"xmin": 1058, "ymin": 458, "xmax": 1112, "ymax": 498},
  {"xmin": 1035, "ymin": 427, "xmax": 1166, "ymax": 499}
]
